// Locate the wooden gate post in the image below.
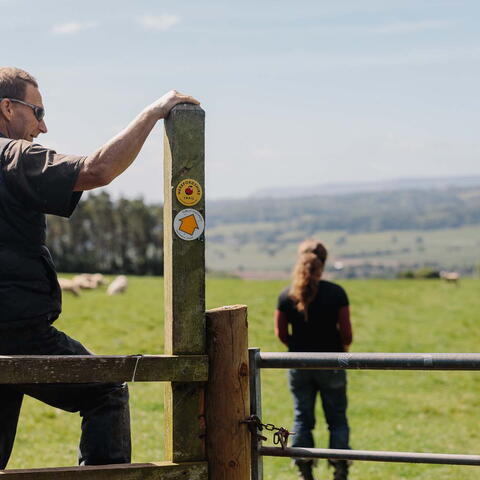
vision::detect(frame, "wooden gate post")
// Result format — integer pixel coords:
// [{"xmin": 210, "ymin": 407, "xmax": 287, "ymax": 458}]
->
[
  {"xmin": 163, "ymin": 103, "xmax": 206, "ymax": 463},
  {"xmin": 206, "ymin": 305, "xmax": 251, "ymax": 480}
]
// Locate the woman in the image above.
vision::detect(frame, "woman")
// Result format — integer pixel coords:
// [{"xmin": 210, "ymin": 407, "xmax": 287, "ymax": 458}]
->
[{"xmin": 275, "ymin": 239, "xmax": 352, "ymax": 480}]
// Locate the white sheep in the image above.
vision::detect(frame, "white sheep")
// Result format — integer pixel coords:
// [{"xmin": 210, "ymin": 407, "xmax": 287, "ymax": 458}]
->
[
  {"xmin": 440, "ymin": 271, "xmax": 460, "ymax": 284},
  {"xmin": 107, "ymin": 275, "xmax": 128, "ymax": 295},
  {"xmin": 73, "ymin": 273, "xmax": 107, "ymax": 289},
  {"xmin": 91, "ymin": 273, "xmax": 106, "ymax": 287},
  {"xmin": 58, "ymin": 277, "xmax": 81, "ymax": 296},
  {"xmin": 73, "ymin": 274, "xmax": 96, "ymax": 289}
]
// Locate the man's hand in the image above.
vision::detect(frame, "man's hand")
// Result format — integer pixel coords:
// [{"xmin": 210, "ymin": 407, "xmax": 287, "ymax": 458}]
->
[
  {"xmin": 75, "ymin": 90, "xmax": 201, "ymax": 191},
  {"xmin": 146, "ymin": 90, "xmax": 200, "ymax": 120}
]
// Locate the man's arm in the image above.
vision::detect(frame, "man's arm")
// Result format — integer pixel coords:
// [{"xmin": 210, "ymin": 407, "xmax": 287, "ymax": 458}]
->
[{"xmin": 74, "ymin": 90, "xmax": 199, "ymax": 191}]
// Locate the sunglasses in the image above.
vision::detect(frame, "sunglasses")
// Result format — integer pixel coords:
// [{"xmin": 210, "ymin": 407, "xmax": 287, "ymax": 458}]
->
[{"xmin": 0, "ymin": 97, "xmax": 45, "ymax": 122}]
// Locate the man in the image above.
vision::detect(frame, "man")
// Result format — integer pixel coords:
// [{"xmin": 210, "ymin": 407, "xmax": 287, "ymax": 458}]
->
[{"xmin": 0, "ymin": 67, "xmax": 199, "ymax": 469}]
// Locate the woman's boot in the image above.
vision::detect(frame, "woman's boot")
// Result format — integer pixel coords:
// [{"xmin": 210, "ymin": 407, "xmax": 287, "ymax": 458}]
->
[
  {"xmin": 296, "ymin": 460, "xmax": 316, "ymax": 480},
  {"xmin": 329, "ymin": 459, "xmax": 349, "ymax": 480}
]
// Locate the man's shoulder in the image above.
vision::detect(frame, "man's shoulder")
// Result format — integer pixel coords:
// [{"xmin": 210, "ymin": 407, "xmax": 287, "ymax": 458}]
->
[
  {"xmin": 0, "ymin": 136, "xmax": 16, "ymax": 154},
  {"xmin": 1, "ymin": 140, "xmax": 57, "ymax": 170},
  {"xmin": 1, "ymin": 138, "xmax": 37, "ymax": 158}
]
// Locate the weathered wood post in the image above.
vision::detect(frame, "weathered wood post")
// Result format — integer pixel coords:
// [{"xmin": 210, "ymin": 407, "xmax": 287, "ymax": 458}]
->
[
  {"xmin": 164, "ymin": 103, "xmax": 206, "ymax": 463},
  {"xmin": 206, "ymin": 305, "xmax": 251, "ymax": 480}
]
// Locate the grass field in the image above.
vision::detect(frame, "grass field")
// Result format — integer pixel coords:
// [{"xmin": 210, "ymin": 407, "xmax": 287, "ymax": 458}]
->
[{"xmin": 6, "ymin": 276, "xmax": 480, "ymax": 479}]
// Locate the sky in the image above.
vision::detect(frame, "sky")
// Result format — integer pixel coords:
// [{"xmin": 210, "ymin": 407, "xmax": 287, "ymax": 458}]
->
[{"xmin": 3, "ymin": 0, "xmax": 480, "ymax": 201}]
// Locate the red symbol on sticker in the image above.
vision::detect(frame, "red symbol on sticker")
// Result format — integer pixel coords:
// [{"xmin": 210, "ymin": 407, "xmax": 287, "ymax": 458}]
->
[{"xmin": 185, "ymin": 187, "xmax": 193, "ymax": 195}]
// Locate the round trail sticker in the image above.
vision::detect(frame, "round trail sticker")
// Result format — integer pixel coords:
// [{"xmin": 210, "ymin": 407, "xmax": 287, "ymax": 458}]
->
[
  {"xmin": 176, "ymin": 178, "xmax": 202, "ymax": 206},
  {"xmin": 173, "ymin": 209, "xmax": 205, "ymax": 241}
]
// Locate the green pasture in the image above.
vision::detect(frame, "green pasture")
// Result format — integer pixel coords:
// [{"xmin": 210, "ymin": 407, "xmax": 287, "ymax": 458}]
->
[
  {"xmin": 206, "ymin": 224, "xmax": 480, "ymax": 274},
  {"xmin": 7, "ymin": 277, "xmax": 480, "ymax": 479}
]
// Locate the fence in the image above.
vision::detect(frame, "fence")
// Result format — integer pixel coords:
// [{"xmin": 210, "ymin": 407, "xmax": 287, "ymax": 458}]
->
[
  {"xmin": 248, "ymin": 350, "xmax": 480, "ymax": 479},
  {"xmin": 3, "ymin": 104, "xmax": 479, "ymax": 480},
  {"xmin": 0, "ymin": 104, "xmax": 251, "ymax": 480}
]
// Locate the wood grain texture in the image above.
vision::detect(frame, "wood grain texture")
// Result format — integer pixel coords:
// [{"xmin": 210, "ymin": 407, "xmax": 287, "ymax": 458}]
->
[
  {"xmin": 163, "ymin": 103, "xmax": 206, "ymax": 463},
  {"xmin": 0, "ymin": 462, "xmax": 208, "ymax": 479},
  {"xmin": 206, "ymin": 305, "xmax": 251, "ymax": 480},
  {"xmin": 0, "ymin": 355, "xmax": 207, "ymax": 383},
  {"xmin": 163, "ymin": 103, "xmax": 206, "ymax": 356}
]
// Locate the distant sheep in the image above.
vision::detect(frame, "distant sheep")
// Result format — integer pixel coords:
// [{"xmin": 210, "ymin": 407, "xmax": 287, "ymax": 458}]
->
[
  {"xmin": 58, "ymin": 278, "xmax": 81, "ymax": 296},
  {"xmin": 73, "ymin": 273, "xmax": 107, "ymax": 289},
  {"xmin": 440, "ymin": 271, "xmax": 460, "ymax": 284},
  {"xmin": 73, "ymin": 274, "xmax": 96, "ymax": 289},
  {"xmin": 107, "ymin": 275, "xmax": 128, "ymax": 295},
  {"xmin": 90, "ymin": 273, "xmax": 106, "ymax": 287}
]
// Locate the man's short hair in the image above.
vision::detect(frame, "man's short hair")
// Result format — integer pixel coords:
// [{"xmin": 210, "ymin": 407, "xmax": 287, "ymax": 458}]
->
[{"xmin": 0, "ymin": 67, "xmax": 38, "ymax": 100}]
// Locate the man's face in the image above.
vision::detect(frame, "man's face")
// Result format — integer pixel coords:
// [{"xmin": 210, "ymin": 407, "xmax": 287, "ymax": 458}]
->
[{"xmin": 5, "ymin": 83, "xmax": 48, "ymax": 141}]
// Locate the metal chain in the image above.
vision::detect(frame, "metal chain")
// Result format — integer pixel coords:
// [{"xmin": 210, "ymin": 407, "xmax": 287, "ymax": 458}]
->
[{"xmin": 241, "ymin": 415, "xmax": 294, "ymax": 449}]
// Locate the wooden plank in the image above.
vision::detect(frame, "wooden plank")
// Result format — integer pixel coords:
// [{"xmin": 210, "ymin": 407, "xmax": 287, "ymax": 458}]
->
[
  {"xmin": 0, "ymin": 461, "xmax": 208, "ymax": 479},
  {"xmin": 163, "ymin": 103, "xmax": 206, "ymax": 463},
  {"xmin": 163, "ymin": 103, "xmax": 206, "ymax": 356},
  {"xmin": 165, "ymin": 383, "xmax": 206, "ymax": 462},
  {"xmin": 206, "ymin": 305, "xmax": 251, "ymax": 480},
  {"xmin": 0, "ymin": 355, "xmax": 207, "ymax": 383}
]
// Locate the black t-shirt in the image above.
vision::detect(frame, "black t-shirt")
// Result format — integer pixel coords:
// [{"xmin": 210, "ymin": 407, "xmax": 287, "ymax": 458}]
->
[
  {"xmin": 0, "ymin": 135, "xmax": 84, "ymax": 327},
  {"xmin": 277, "ymin": 280, "xmax": 349, "ymax": 352}
]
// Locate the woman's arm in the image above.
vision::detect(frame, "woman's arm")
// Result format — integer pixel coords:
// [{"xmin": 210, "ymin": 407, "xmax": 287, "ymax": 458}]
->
[
  {"xmin": 274, "ymin": 309, "xmax": 289, "ymax": 347},
  {"xmin": 338, "ymin": 305, "xmax": 352, "ymax": 351}
]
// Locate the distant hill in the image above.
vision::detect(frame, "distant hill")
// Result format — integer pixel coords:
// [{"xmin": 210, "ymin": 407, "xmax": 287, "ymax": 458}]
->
[
  {"xmin": 206, "ymin": 185, "xmax": 480, "ymax": 277},
  {"xmin": 250, "ymin": 175, "xmax": 480, "ymax": 199},
  {"xmin": 208, "ymin": 186, "xmax": 480, "ymax": 232}
]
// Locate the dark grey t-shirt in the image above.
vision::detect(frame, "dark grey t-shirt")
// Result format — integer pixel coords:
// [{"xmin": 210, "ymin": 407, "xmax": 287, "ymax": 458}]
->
[{"xmin": 0, "ymin": 135, "xmax": 85, "ymax": 327}]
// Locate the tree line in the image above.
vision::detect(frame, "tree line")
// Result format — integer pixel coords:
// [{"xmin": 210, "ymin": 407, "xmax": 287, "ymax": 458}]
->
[
  {"xmin": 46, "ymin": 186, "xmax": 480, "ymax": 275},
  {"xmin": 47, "ymin": 192, "xmax": 164, "ymax": 275}
]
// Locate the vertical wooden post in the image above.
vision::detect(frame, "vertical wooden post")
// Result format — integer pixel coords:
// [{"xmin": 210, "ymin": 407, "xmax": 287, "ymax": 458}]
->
[
  {"xmin": 164, "ymin": 103, "xmax": 206, "ymax": 463},
  {"xmin": 206, "ymin": 305, "xmax": 251, "ymax": 480}
]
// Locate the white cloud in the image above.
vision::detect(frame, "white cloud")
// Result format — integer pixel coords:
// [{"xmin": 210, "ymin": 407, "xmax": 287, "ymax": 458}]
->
[
  {"xmin": 371, "ymin": 20, "xmax": 453, "ymax": 34},
  {"xmin": 51, "ymin": 21, "xmax": 99, "ymax": 36},
  {"xmin": 137, "ymin": 14, "xmax": 180, "ymax": 31}
]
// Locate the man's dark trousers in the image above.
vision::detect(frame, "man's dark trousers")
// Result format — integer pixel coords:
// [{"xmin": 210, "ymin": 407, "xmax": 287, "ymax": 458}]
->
[{"xmin": 0, "ymin": 322, "xmax": 131, "ymax": 469}]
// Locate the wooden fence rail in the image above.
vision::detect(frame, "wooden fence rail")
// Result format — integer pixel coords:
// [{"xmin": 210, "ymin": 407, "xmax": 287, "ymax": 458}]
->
[
  {"xmin": 0, "ymin": 462, "xmax": 208, "ymax": 479},
  {"xmin": 0, "ymin": 355, "xmax": 208, "ymax": 383}
]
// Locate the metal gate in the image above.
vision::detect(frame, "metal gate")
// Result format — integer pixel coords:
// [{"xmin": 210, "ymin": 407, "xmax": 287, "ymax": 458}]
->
[{"xmin": 248, "ymin": 350, "xmax": 480, "ymax": 479}]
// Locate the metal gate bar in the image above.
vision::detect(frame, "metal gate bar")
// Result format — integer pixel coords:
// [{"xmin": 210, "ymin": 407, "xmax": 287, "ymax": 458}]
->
[
  {"xmin": 260, "ymin": 446, "xmax": 480, "ymax": 466},
  {"xmin": 258, "ymin": 352, "xmax": 480, "ymax": 370}
]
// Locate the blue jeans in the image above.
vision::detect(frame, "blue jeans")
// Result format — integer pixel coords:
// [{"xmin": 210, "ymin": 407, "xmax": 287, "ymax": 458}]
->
[
  {"xmin": 288, "ymin": 369, "xmax": 350, "ymax": 456},
  {"xmin": 0, "ymin": 322, "xmax": 131, "ymax": 469}
]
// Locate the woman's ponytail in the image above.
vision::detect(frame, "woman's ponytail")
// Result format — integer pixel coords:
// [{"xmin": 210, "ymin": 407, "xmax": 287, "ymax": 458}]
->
[{"xmin": 289, "ymin": 239, "xmax": 327, "ymax": 321}]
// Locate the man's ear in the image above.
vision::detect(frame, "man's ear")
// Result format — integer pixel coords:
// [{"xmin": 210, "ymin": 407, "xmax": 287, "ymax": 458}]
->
[{"xmin": 0, "ymin": 99, "xmax": 13, "ymax": 121}]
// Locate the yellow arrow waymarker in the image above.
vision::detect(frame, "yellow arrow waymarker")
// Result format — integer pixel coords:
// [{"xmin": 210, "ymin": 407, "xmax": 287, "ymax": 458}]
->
[
  {"xmin": 173, "ymin": 208, "xmax": 205, "ymax": 241},
  {"xmin": 179, "ymin": 214, "xmax": 199, "ymax": 236}
]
